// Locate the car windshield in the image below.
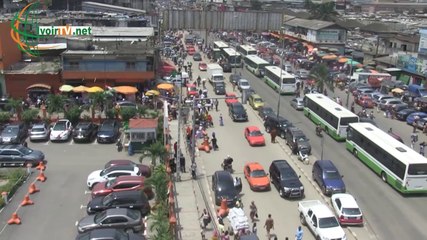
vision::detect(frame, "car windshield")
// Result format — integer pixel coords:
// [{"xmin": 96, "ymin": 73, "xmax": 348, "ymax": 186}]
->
[
  {"xmin": 278, "ymin": 120, "xmax": 289, "ymax": 127},
  {"xmin": 100, "ymin": 167, "xmax": 114, "ymax": 176},
  {"xmin": 17, "ymin": 146, "xmax": 33, "ymax": 155},
  {"xmin": 100, "ymin": 123, "xmax": 114, "ymax": 131},
  {"xmin": 102, "ymin": 194, "xmax": 114, "ymax": 206},
  {"xmin": 319, "ymin": 217, "xmax": 340, "ymax": 228},
  {"xmin": 263, "ymin": 108, "xmax": 274, "ymax": 114},
  {"xmin": 254, "ymin": 98, "xmax": 262, "ymax": 103},
  {"xmin": 4, "ymin": 126, "xmax": 19, "ymax": 134},
  {"xmin": 31, "ymin": 127, "xmax": 45, "ymax": 132},
  {"xmin": 240, "ymin": 81, "xmax": 249, "ymax": 86},
  {"xmin": 250, "ymin": 170, "xmax": 267, "ymax": 178},
  {"xmin": 53, "ymin": 122, "xmax": 66, "ymax": 131},
  {"xmin": 94, "ymin": 211, "xmax": 107, "ymax": 223},
  {"xmin": 325, "ymin": 171, "xmax": 340, "ymax": 179},
  {"xmin": 76, "ymin": 124, "xmax": 89, "ymax": 130},
  {"xmin": 342, "ymin": 207, "xmax": 361, "ymax": 215},
  {"xmin": 105, "ymin": 178, "xmax": 116, "ymax": 188},
  {"xmin": 126, "ymin": 209, "xmax": 140, "ymax": 220},
  {"xmin": 249, "ymin": 130, "xmax": 262, "ymax": 136},
  {"xmin": 295, "ymin": 136, "xmax": 307, "ymax": 142}
]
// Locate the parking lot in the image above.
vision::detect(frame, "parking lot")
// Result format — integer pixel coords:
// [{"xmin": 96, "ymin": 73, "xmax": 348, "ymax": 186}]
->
[{"xmin": 0, "ymin": 137, "xmax": 146, "ymax": 240}]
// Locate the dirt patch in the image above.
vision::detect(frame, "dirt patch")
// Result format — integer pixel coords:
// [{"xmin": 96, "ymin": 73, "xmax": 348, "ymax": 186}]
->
[{"xmin": 0, "ymin": 179, "xmax": 8, "ymax": 187}]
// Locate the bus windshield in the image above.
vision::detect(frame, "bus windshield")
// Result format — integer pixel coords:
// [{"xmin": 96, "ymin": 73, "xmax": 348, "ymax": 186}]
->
[
  {"xmin": 340, "ymin": 117, "xmax": 359, "ymax": 126},
  {"xmin": 408, "ymin": 164, "xmax": 427, "ymax": 175}
]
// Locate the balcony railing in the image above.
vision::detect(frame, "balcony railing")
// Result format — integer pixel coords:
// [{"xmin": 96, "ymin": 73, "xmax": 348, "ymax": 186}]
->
[
  {"xmin": 284, "ymin": 31, "xmax": 345, "ymax": 44},
  {"xmin": 62, "ymin": 64, "xmax": 154, "ymax": 72}
]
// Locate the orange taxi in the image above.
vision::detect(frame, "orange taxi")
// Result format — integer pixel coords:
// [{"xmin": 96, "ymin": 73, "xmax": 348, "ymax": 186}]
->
[
  {"xmin": 356, "ymin": 95, "xmax": 375, "ymax": 108},
  {"xmin": 244, "ymin": 162, "xmax": 270, "ymax": 191},
  {"xmin": 225, "ymin": 92, "xmax": 238, "ymax": 106},
  {"xmin": 244, "ymin": 126, "xmax": 265, "ymax": 146}
]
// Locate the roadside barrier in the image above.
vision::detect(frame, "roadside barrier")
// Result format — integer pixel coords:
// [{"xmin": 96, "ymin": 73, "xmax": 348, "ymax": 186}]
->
[
  {"xmin": 20, "ymin": 195, "xmax": 34, "ymax": 207},
  {"xmin": 28, "ymin": 183, "xmax": 39, "ymax": 194},
  {"xmin": 35, "ymin": 162, "xmax": 46, "ymax": 171},
  {"xmin": 7, "ymin": 213, "xmax": 21, "ymax": 225},
  {"xmin": 36, "ymin": 171, "xmax": 47, "ymax": 182}
]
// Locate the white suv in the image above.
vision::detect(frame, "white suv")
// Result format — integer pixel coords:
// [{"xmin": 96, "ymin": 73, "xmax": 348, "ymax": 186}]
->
[{"xmin": 87, "ymin": 165, "xmax": 141, "ymax": 189}]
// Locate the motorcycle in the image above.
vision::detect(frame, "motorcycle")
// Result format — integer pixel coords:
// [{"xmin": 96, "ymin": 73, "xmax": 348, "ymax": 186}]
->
[
  {"xmin": 315, "ymin": 126, "xmax": 323, "ymax": 137},
  {"xmin": 298, "ymin": 147, "xmax": 310, "ymax": 165},
  {"xmin": 222, "ymin": 162, "xmax": 233, "ymax": 173}
]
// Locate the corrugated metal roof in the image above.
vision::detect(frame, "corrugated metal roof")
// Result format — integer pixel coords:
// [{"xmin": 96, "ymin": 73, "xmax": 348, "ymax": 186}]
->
[{"xmin": 284, "ymin": 18, "xmax": 335, "ymax": 30}]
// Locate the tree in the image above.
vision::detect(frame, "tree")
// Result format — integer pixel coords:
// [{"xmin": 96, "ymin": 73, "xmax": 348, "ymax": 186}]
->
[
  {"xmin": 146, "ymin": 165, "xmax": 169, "ymax": 203},
  {"xmin": 309, "ymin": 63, "xmax": 334, "ymax": 93},
  {"xmin": 46, "ymin": 94, "xmax": 66, "ymax": 116},
  {"xmin": 139, "ymin": 141, "xmax": 168, "ymax": 166},
  {"xmin": 21, "ymin": 109, "xmax": 39, "ymax": 125},
  {"xmin": 0, "ymin": 112, "xmax": 11, "ymax": 124},
  {"xmin": 308, "ymin": 2, "xmax": 338, "ymax": 21},
  {"xmin": 6, "ymin": 98, "xmax": 23, "ymax": 121},
  {"xmin": 88, "ymin": 92, "xmax": 105, "ymax": 120},
  {"xmin": 120, "ymin": 107, "xmax": 137, "ymax": 122},
  {"xmin": 64, "ymin": 105, "xmax": 83, "ymax": 126},
  {"xmin": 250, "ymin": 0, "xmax": 262, "ymax": 10},
  {"xmin": 149, "ymin": 201, "xmax": 171, "ymax": 240}
]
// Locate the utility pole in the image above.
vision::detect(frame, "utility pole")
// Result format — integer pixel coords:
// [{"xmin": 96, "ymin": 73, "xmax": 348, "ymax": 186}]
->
[{"xmin": 175, "ymin": 73, "xmax": 184, "ymax": 182}]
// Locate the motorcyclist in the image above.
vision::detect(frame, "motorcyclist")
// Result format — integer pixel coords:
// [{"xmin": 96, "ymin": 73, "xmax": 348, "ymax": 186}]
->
[
  {"xmin": 298, "ymin": 147, "xmax": 309, "ymax": 164},
  {"xmin": 316, "ymin": 124, "xmax": 322, "ymax": 136},
  {"xmin": 222, "ymin": 155, "xmax": 233, "ymax": 170}
]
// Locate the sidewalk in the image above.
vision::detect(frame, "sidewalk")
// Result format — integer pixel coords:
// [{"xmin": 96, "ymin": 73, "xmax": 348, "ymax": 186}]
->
[{"xmin": 168, "ymin": 120, "xmax": 215, "ymax": 240}]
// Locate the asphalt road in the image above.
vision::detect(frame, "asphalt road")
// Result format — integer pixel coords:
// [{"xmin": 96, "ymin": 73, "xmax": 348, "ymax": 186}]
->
[{"xmin": 0, "ymin": 139, "xmax": 145, "ymax": 240}]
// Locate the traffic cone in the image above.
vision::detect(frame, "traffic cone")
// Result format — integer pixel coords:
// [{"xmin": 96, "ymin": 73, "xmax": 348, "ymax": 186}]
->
[
  {"xmin": 28, "ymin": 183, "xmax": 40, "ymax": 194},
  {"xmin": 36, "ymin": 171, "xmax": 47, "ymax": 182},
  {"xmin": 217, "ymin": 199, "xmax": 229, "ymax": 218},
  {"xmin": 7, "ymin": 213, "xmax": 21, "ymax": 225},
  {"xmin": 35, "ymin": 162, "xmax": 46, "ymax": 171},
  {"xmin": 21, "ymin": 194, "xmax": 34, "ymax": 206}
]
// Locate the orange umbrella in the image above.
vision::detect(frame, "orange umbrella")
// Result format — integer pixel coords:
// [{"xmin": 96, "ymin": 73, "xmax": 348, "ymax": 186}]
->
[
  {"xmin": 322, "ymin": 54, "xmax": 337, "ymax": 60},
  {"xmin": 73, "ymin": 85, "xmax": 88, "ymax": 93},
  {"xmin": 157, "ymin": 83, "xmax": 174, "ymax": 91},
  {"xmin": 114, "ymin": 86, "xmax": 138, "ymax": 94},
  {"xmin": 338, "ymin": 57, "xmax": 348, "ymax": 63}
]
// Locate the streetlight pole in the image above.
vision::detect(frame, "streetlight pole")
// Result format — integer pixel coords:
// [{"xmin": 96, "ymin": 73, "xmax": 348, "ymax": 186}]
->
[
  {"xmin": 276, "ymin": 28, "xmax": 285, "ymax": 119},
  {"xmin": 175, "ymin": 73, "xmax": 184, "ymax": 182},
  {"xmin": 233, "ymin": 14, "xmax": 238, "ymax": 75},
  {"xmin": 320, "ymin": 135, "xmax": 325, "ymax": 160}
]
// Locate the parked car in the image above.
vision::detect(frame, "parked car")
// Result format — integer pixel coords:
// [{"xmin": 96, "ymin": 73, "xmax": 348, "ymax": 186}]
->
[
  {"xmin": 192, "ymin": 52, "xmax": 202, "ymax": 61},
  {"xmin": 87, "ymin": 191, "xmax": 150, "ymax": 216},
  {"xmin": 0, "ymin": 144, "xmax": 45, "ymax": 167},
  {"xmin": 198, "ymin": 62, "xmax": 207, "ymax": 71},
  {"xmin": 228, "ymin": 102, "xmax": 248, "ymax": 122},
  {"xmin": 97, "ymin": 120, "xmax": 120, "ymax": 143},
  {"xmin": 285, "ymin": 127, "xmax": 311, "ymax": 154},
  {"xmin": 312, "ymin": 160, "xmax": 346, "ymax": 196},
  {"xmin": 248, "ymin": 94, "xmax": 264, "ymax": 110},
  {"xmin": 29, "ymin": 123, "xmax": 50, "ymax": 142},
  {"xmin": 258, "ymin": 106, "xmax": 275, "ymax": 120},
  {"xmin": 264, "ymin": 115, "xmax": 293, "ymax": 139},
  {"xmin": 269, "ymin": 160, "xmax": 304, "ymax": 198},
  {"xmin": 212, "ymin": 171, "xmax": 241, "ymax": 206},
  {"xmin": 237, "ymin": 79, "xmax": 251, "ymax": 92},
  {"xmin": 213, "ymin": 82, "xmax": 226, "ymax": 95},
  {"xmin": 75, "ymin": 228, "xmax": 145, "ymax": 240},
  {"xmin": 244, "ymin": 126, "xmax": 265, "ymax": 146},
  {"xmin": 77, "ymin": 208, "xmax": 143, "ymax": 233},
  {"xmin": 87, "ymin": 165, "xmax": 142, "ymax": 189},
  {"xmin": 372, "ymin": 94, "xmax": 394, "ymax": 105},
  {"xmin": 396, "ymin": 108, "xmax": 416, "ymax": 121},
  {"xmin": 225, "ymin": 93, "xmax": 239, "ymax": 106},
  {"xmin": 0, "ymin": 123, "xmax": 28, "ymax": 144},
  {"xmin": 356, "ymin": 95, "xmax": 375, "ymax": 108},
  {"xmin": 331, "ymin": 193, "xmax": 364, "ymax": 226},
  {"xmin": 406, "ymin": 112, "xmax": 427, "ymax": 125},
  {"xmin": 104, "ymin": 159, "xmax": 151, "ymax": 178},
  {"xmin": 354, "ymin": 87, "xmax": 375, "ymax": 97},
  {"xmin": 91, "ymin": 176, "xmax": 151, "ymax": 199},
  {"xmin": 290, "ymin": 97, "xmax": 304, "ymax": 110},
  {"xmin": 229, "ymin": 74, "xmax": 242, "ymax": 85},
  {"xmin": 50, "ymin": 119, "xmax": 73, "ymax": 141},
  {"xmin": 73, "ymin": 122, "xmax": 98, "ymax": 143},
  {"xmin": 244, "ymin": 162, "xmax": 270, "ymax": 191},
  {"xmin": 416, "ymin": 117, "xmax": 427, "ymax": 129},
  {"xmin": 378, "ymin": 98, "xmax": 407, "ymax": 111}
]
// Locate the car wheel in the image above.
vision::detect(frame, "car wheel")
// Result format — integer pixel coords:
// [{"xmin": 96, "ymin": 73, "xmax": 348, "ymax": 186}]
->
[
  {"xmin": 279, "ymin": 189, "xmax": 284, "ymax": 197},
  {"xmin": 322, "ymin": 185, "xmax": 327, "ymax": 195},
  {"xmin": 353, "ymin": 149, "xmax": 358, "ymax": 158},
  {"xmin": 381, "ymin": 172, "xmax": 387, "ymax": 183},
  {"xmin": 280, "ymin": 132, "xmax": 285, "ymax": 139},
  {"xmin": 300, "ymin": 213, "xmax": 307, "ymax": 226},
  {"xmin": 266, "ymin": 126, "xmax": 271, "ymax": 133}
]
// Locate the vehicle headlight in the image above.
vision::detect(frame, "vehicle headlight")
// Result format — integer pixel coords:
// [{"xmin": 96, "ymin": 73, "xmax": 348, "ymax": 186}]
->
[
  {"xmin": 284, "ymin": 187, "xmax": 291, "ymax": 192},
  {"xmin": 300, "ymin": 186, "xmax": 304, "ymax": 190}
]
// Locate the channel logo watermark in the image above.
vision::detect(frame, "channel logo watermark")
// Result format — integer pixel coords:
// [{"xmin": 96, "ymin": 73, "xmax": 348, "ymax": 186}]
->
[{"xmin": 38, "ymin": 25, "xmax": 92, "ymax": 36}]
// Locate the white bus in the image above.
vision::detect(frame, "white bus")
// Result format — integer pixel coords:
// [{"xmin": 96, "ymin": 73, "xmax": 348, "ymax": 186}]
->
[
  {"xmin": 263, "ymin": 66, "xmax": 296, "ymax": 94},
  {"xmin": 213, "ymin": 41, "xmax": 229, "ymax": 50},
  {"xmin": 346, "ymin": 122, "xmax": 427, "ymax": 194},
  {"xmin": 221, "ymin": 48, "xmax": 242, "ymax": 67},
  {"xmin": 236, "ymin": 45, "xmax": 257, "ymax": 56},
  {"xmin": 244, "ymin": 55, "xmax": 270, "ymax": 77},
  {"xmin": 303, "ymin": 93, "xmax": 359, "ymax": 141}
]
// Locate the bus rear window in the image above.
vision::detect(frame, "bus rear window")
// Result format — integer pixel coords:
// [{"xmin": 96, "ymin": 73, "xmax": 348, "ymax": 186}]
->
[
  {"xmin": 340, "ymin": 117, "xmax": 359, "ymax": 126},
  {"xmin": 408, "ymin": 164, "xmax": 427, "ymax": 175}
]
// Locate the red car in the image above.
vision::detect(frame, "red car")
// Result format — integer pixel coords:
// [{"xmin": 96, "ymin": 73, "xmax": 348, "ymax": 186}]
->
[
  {"xmin": 244, "ymin": 126, "xmax": 265, "ymax": 146},
  {"xmin": 91, "ymin": 176, "xmax": 153, "ymax": 199},
  {"xmin": 244, "ymin": 162, "xmax": 270, "ymax": 191},
  {"xmin": 186, "ymin": 84, "xmax": 198, "ymax": 97},
  {"xmin": 187, "ymin": 47, "xmax": 196, "ymax": 55},
  {"xmin": 356, "ymin": 95, "xmax": 375, "ymax": 108},
  {"xmin": 225, "ymin": 93, "xmax": 238, "ymax": 105},
  {"xmin": 104, "ymin": 159, "xmax": 151, "ymax": 178},
  {"xmin": 198, "ymin": 62, "xmax": 207, "ymax": 71}
]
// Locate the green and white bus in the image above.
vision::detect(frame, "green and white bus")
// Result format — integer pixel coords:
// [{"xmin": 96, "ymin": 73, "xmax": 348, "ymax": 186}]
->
[
  {"xmin": 244, "ymin": 55, "xmax": 270, "ymax": 77},
  {"xmin": 221, "ymin": 48, "xmax": 242, "ymax": 67},
  {"xmin": 236, "ymin": 45, "xmax": 257, "ymax": 56},
  {"xmin": 346, "ymin": 122, "xmax": 427, "ymax": 194},
  {"xmin": 213, "ymin": 41, "xmax": 229, "ymax": 50},
  {"xmin": 303, "ymin": 93, "xmax": 359, "ymax": 141},
  {"xmin": 264, "ymin": 66, "xmax": 296, "ymax": 94}
]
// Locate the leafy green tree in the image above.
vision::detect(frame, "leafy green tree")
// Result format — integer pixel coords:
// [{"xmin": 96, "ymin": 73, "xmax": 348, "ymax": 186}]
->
[
  {"xmin": 146, "ymin": 165, "xmax": 169, "ymax": 203},
  {"xmin": 250, "ymin": 0, "xmax": 262, "ymax": 10},
  {"xmin": 120, "ymin": 107, "xmax": 137, "ymax": 122},
  {"xmin": 139, "ymin": 141, "xmax": 168, "ymax": 166},
  {"xmin": 0, "ymin": 112, "xmax": 11, "ymax": 124},
  {"xmin": 309, "ymin": 63, "xmax": 334, "ymax": 93},
  {"xmin": 46, "ymin": 94, "xmax": 66, "ymax": 116},
  {"xmin": 21, "ymin": 109, "xmax": 39, "ymax": 125},
  {"xmin": 88, "ymin": 92, "xmax": 106, "ymax": 119},
  {"xmin": 6, "ymin": 98, "xmax": 23, "ymax": 121},
  {"xmin": 64, "ymin": 106, "xmax": 83, "ymax": 125},
  {"xmin": 308, "ymin": 2, "xmax": 338, "ymax": 21},
  {"xmin": 149, "ymin": 201, "xmax": 171, "ymax": 240}
]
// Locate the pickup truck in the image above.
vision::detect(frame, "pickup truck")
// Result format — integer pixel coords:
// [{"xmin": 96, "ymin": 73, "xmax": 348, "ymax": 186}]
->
[{"xmin": 298, "ymin": 200, "xmax": 347, "ymax": 240}]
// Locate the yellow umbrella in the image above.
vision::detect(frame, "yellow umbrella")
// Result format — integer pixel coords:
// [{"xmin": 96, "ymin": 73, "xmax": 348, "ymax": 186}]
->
[
  {"xmin": 114, "ymin": 86, "xmax": 138, "ymax": 94},
  {"xmin": 157, "ymin": 83, "xmax": 174, "ymax": 91},
  {"xmin": 59, "ymin": 84, "xmax": 74, "ymax": 92},
  {"xmin": 322, "ymin": 54, "xmax": 337, "ymax": 60},
  {"xmin": 391, "ymin": 88, "xmax": 404, "ymax": 94},
  {"xmin": 145, "ymin": 90, "xmax": 160, "ymax": 96},
  {"xmin": 86, "ymin": 86, "xmax": 104, "ymax": 93},
  {"xmin": 338, "ymin": 57, "xmax": 348, "ymax": 63},
  {"xmin": 73, "ymin": 85, "xmax": 88, "ymax": 93}
]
